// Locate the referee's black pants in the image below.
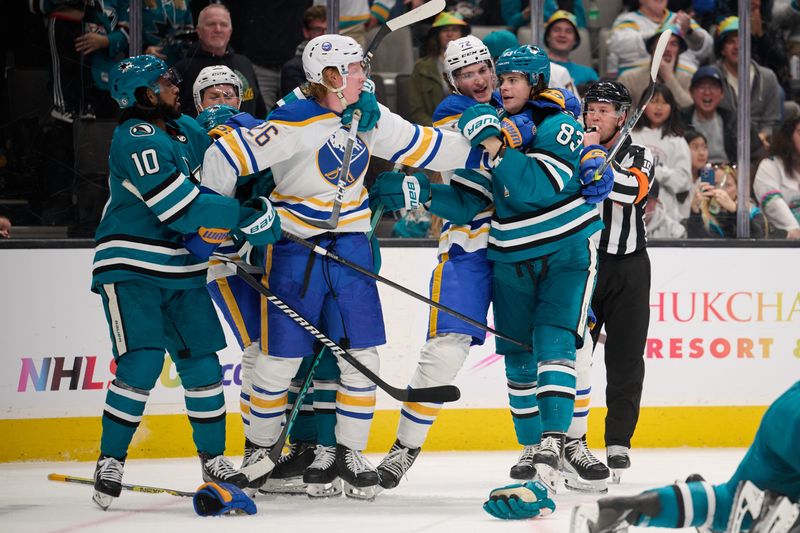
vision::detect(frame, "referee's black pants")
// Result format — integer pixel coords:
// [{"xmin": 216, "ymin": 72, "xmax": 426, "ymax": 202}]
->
[{"xmin": 590, "ymin": 248, "xmax": 651, "ymax": 449}]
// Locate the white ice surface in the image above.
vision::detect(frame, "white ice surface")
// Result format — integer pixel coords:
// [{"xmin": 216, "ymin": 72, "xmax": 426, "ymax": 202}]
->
[{"xmin": 2, "ymin": 448, "xmax": 745, "ymax": 533}]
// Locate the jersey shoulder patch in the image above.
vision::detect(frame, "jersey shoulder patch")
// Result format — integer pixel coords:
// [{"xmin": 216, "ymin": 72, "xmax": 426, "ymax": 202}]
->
[
  {"xmin": 129, "ymin": 122, "xmax": 155, "ymax": 137},
  {"xmin": 268, "ymin": 98, "xmax": 336, "ymax": 126}
]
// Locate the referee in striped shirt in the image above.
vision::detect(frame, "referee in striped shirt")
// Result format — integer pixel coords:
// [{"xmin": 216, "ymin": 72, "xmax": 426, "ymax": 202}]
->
[{"xmin": 582, "ymin": 81, "xmax": 655, "ymax": 479}]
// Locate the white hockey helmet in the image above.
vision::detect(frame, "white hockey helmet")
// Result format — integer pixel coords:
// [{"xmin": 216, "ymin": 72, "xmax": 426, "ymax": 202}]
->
[
  {"xmin": 444, "ymin": 35, "xmax": 493, "ymax": 89},
  {"xmin": 192, "ymin": 65, "xmax": 243, "ymax": 111},
  {"xmin": 302, "ymin": 34, "xmax": 364, "ymax": 89}
]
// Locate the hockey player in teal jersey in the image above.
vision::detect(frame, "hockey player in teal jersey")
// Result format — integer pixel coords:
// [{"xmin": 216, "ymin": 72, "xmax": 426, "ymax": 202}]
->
[
  {"xmin": 571, "ymin": 381, "xmax": 800, "ymax": 533},
  {"xmin": 90, "ymin": 55, "xmax": 280, "ymax": 511},
  {"xmin": 454, "ymin": 44, "xmax": 603, "ymax": 492}
]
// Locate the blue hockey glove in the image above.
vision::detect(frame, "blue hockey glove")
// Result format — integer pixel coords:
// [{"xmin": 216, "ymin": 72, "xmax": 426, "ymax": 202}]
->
[
  {"xmin": 183, "ymin": 227, "xmax": 230, "ymax": 260},
  {"xmin": 193, "ymin": 482, "xmax": 257, "ymax": 516},
  {"xmin": 343, "ymin": 79, "xmax": 380, "ymax": 132},
  {"xmin": 238, "ymin": 196, "xmax": 281, "ymax": 246},
  {"xmin": 370, "ymin": 171, "xmax": 431, "ymax": 211},
  {"xmin": 458, "ymin": 103, "xmax": 501, "ymax": 149},
  {"xmin": 588, "ymin": 307, "xmax": 597, "ymax": 331},
  {"xmin": 483, "ymin": 480, "xmax": 556, "ymax": 520},
  {"xmin": 580, "ymin": 144, "xmax": 614, "ymax": 204},
  {"xmin": 501, "ymin": 114, "xmax": 536, "ymax": 149},
  {"xmin": 556, "ymin": 87, "xmax": 582, "ymax": 119}
]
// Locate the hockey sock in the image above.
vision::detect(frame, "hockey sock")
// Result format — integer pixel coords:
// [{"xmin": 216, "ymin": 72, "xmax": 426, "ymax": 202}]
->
[
  {"xmin": 101, "ymin": 379, "xmax": 149, "ymax": 459},
  {"xmin": 287, "ymin": 355, "xmax": 316, "ymax": 443},
  {"xmin": 636, "ymin": 482, "xmax": 718, "ymax": 530},
  {"xmin": 313, "ymin": 349, "xmax": 340, "ymax": 447},
  {"xmin": 184, "ymin": 381, "xmax": 227, "ymax": 455},
  {"xmin": 568, "ymin": 328, "xmax": 593, "ymax": 439},
  {"xmin": 335, "ymin": 347, "xmax": 379, "ymax": 450},
  {"xmin": 248, "ymin": 355, "xmax": 303, "ymax": 447},
  {"xmin": 505, "ymin": 353, "xmax": 541, "ymax": 446},
  {"xmin": 239, "ymin": 341, "xmax": 260, "ymax": 429},
  {"xmin": 533, "ymin": 326, "xmax": 576, "ymax": 433}
]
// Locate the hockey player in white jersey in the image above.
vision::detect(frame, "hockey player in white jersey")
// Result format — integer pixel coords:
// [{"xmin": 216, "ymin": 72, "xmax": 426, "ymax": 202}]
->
[{"xmin": 202, "ymin": 34, "xmax": 491, "ymax": 499}]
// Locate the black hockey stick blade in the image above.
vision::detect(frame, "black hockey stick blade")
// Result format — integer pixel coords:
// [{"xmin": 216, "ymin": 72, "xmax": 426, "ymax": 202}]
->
[
  {"xmin": 596, "ymin": 29, "xmax": 671, "ymax": 177},
  {"xmin": 48, "ymin": 473, "xmax": 195, "ymax": 497},
  {"xmin": 214, "ymin": 255, "xmax": 461, "ymax": 404},
  {"xmin": 363, "ymin": 0, "xmax": 445, "ymax": 63}
]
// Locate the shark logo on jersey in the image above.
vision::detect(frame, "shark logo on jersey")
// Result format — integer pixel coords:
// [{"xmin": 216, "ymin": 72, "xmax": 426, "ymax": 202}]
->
[
  {"xmin": 316, "ymin": 128, "xmax": 369, "ymax": 189},
  {"xmin": 130, "ymin": 123, "xmax": 155, "ymax": 137}
]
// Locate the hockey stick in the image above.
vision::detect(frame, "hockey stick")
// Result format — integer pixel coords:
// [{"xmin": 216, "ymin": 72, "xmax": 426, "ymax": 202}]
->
[
  {"xmin": 594, "ymin": 29, "xmax": 672, "ymax": 178},
  {"xmin": 48, "ymin": 473, "xmax": 195, "ymax": 498},
  {"xmin": 280, "ymin": 231, "xmax": 532, "ymax": 350},
  {"xmin": 362, "ymin": 0, "xmax": 445, "ymax": 67},
  {"xmin": 294, "ymin": 110, "xmax": 361, "ymax": 230},
  {"xmin": 213, "ymin": 254, "xmax": 461, "ymax": 404}
]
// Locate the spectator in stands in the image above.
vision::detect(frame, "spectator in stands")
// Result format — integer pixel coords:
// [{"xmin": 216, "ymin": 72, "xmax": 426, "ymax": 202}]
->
[
  {"xmin": 607, "ymin": 0, "xmax": 712, "ymax": 76},
  {"xmin": 632, "ymin": 84, "xmax": 692, "ymax": 223},
  {"xmin": 686, "ymin": 164, "xmax": 768, "ymax": 238},
  {"xmin": 714, "ymin": 16, "xmax": 782, "ymax": 144},
  {"xmin": 644, "ymin": 180, "xmax": 687, "ymax": 238},
  {"xmin": 680, "ymin": 66, "xmax": 766, "ymax": 165},
  {"xmin": 227, "ymin": 0, "xmax": 311, "ymax": 111},
  {"xmin": 483, "ymin": 29, "xmax": 519, "ymax": 61},
  {"xmin": 544, "ymin": 10, "xmax": 598, "ymax": 88},
  {"xmin": 173, "ymin": 3, "xmax": 266, "ymax": 118},
  {"xmin": 618, "ymin": 25, "xmax": 692, "ymax": 109},
  {"xmin": 409, "ymin": 12, "xmax": 469, "ymax": 125},
  {"xmin": 74, "ymin": 0, "xmax": 129, "ymax": 119},
  {"xmin": 280, "ymin": 5, "xmax": 327, "ymax": 98},
  {"xmin": 753, "ymin": 113, "xmax": 800, "ymax": 240},
  {"xmin": 501, "ymin": 0, "xmax": 586, "ymax": 32},
  {"xmin": 142, "ymin": 0, "xmax": 194, "ymax": 66},
  {"xmin": 0, "ymin": 215, "xmax": 10, "ymax": 238},
  {"xmin": 336, "ymin": 0, "xmax": 397, "ymax": 48},
  {"xmin": 679, "ymin": 129, "xmax": 709, "ymax": 219}
]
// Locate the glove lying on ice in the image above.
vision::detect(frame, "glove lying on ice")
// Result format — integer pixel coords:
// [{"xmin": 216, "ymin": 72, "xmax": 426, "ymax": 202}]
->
[
  {"xmin": 580, "ymin": 144, "xmax": 615, "ymax": 204},
  {"xmin": 342, "ymin": 79, "xmax": 380, "ymax": 132},
  {"xmin": 370, "ymin": 171, "xmax": 431, "ymax": 211},
  {"xmin": 237, "ymin": 196, "xmax": 281, "ymax": 246},
  {"xmin": 483, "ymin": 480, "xmax": 556, "ymax": 520},
  {"xmin": 193, "ymin": 482, "xmax": 257, "ymax": 516}
]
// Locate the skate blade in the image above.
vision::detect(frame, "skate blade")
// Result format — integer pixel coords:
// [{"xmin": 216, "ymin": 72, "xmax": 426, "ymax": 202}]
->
[
  {"xmin": 535, "ymin": 464, "xmax": 561, "ymax": 493},
  {"xmin": 241, "ymin": 455, "xmax": 276, "ymax": 482},
  {"xmin": 570, "ymin": 503, "xmax": 600, "ymax": 533},
  {"xmin": 92, "ymin": 491, "xmax": 115, "ymax": 511},
  {"xmin": 259, "ymin": 476, "xmax": 307, "ymax": 495},
  {"xmin": 343, "ymin": 481, "xmax": 377, "ymax": 501},
  {"xmin": 563, "ymin": 473, "xmax": 609, "ymax": 494},
  {"xmin": 306, "ymin": 478, "xmax": 343, "ymax": 498},
  {"xmin": 610, "ymin": 469, "xmax": 625, "ymax": 484}
]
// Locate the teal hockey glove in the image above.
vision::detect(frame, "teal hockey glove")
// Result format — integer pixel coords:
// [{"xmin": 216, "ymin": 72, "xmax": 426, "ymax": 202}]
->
[
  {"xmin": 343, "ymin": 79, "xmax": 380, "ymax": 132},
  {"xmin": 501, "ymin": 114, "xmax": 536, "ymax": 149},
  {"xmin": 238, "ymin": 196, "xmax": 281, "ymax": 246},
  {"xmin": 458, "ymin": 103, "xmax": 501, "ymax": 149},
  {"xmin": 193, "ymin": 482, "xmax": 257, "ymax": 516},
  {"xmin": 482, "ymin": 480, "xmax": 556, "ymax": 520},
  {"xmin": 370, "ymin": 171, "xmax": 430, "ymax": 211},
  {"xmin": 580, "ymin": 144, "xmax": 614, "ymax": 204}
]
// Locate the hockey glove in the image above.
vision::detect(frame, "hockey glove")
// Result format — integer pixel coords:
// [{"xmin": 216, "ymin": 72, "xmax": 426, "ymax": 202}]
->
[
  {"xmin": 370, "ymin": 171, "xmax": 431, "ymax": 211},
  {"xmin": 482, "ymin": 480, "xmax": 556, "ymax": 520},
  {"xmin": 500, "ymin": 114, "xmax": 536, "ymax": 149},
  {"xmin": 580, "ymin": 144, "xmax": 615, "ymax": 204},
  {"xmin": 458, "ymin": 103, "xmax": 502, "ymax": 149},
  {"xmin": 183, "ymin": 227, "xmax": 230, "ymax": 260},
  {"xmin": 238, "ymin": 196, "xmax": 281, "ymax": 246},
  {"xmin": 588, "ymin": 307, "xmax": 597, "ymax": 331},
  {"xmin": 343, "ymin": 79, "xmax": 380, "ymax": 132},
  {"xmin": 193, "ymin": 482, "xmax": 257, "ymax": 516}
]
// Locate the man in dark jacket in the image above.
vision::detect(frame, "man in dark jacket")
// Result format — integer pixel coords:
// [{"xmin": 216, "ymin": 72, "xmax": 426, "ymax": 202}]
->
[
  {"xmin": 173, "ymin": 3, "xmax": 266, "ymax": 118},
  {"xmin": 279, "ymin": 5, "xmax": 327, "ymax": 98}
]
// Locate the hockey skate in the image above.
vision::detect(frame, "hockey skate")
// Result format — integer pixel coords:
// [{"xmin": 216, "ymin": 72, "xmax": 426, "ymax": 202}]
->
[
  {"xmin": 304, "ymin": 445, "xmax": 343, "ymax": 498},
  {"xmin": 607, "ymin": 445, "xmax": 630, "ymax": 484},
  {"xmin": 563, "ymin": 436, "xmax": 610, "ymax": 493},
  {"xmin": 260, "ymin": 441, "xmax": 316, "ymax": 495},
  {"xmin": 509, "ymin": 444, "xmax": 538, "ymax": 480},
  {"xmin": 533, "ymin": 432, "xmax": 565, "ymax": 492},
  {"xmin": 728, "ymin": 480, "xmax": 800, "ymax": 533},
  {"xmin": 377, "ymin": 439, "xmax": 421, "ymax": 490},
  {"xmin": 570, "ymin": 492, "xmax": 661, "ymax": 533},
  {"xmin": 201, "ymin": 451, "xmax": 249, "ymax": 489},
  {"xmin": 336, "ymin": 444, "xmax": 379, "ymax": 500},
  {"xmin": 92, "ymin": 455, "xmax": 125, "ymax": 510}
]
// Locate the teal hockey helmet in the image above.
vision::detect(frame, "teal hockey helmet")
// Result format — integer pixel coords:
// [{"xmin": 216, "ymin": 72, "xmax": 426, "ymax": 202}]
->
[
  {"xmin": 495, "ymin": 45, "xmax": 550, "ymax": 88},
  {"xmin": 110, "ymin": 55, "xmax": 179, "ymax": 109},
  {"xmin": 196, "ymin": 104, "xmax": 239, "ymax": 132}
]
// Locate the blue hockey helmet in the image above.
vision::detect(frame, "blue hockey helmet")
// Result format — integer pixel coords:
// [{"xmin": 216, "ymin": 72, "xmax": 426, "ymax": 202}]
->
[
  {"xmin": 495, "ymin": 45, "xmax": 550, "ymax": 88},
  {"xmin": 110, "ymin": 55, "xmax": 179, "ymax": 109},
  {"xmin": 196, "ymin": 104, "xmax": 239, "ymax": 132}
]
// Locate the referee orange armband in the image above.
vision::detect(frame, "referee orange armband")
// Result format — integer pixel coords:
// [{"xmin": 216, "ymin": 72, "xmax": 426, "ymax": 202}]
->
[{"xmin": 628, "ymin": 167, "xmax": 650, "ymax": 204}]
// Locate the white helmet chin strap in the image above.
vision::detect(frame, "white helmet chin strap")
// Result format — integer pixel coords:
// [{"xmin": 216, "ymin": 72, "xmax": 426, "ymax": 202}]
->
[{"xmin": 323, "ymin": 76, "xmax": 350, "ymax": 111}]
